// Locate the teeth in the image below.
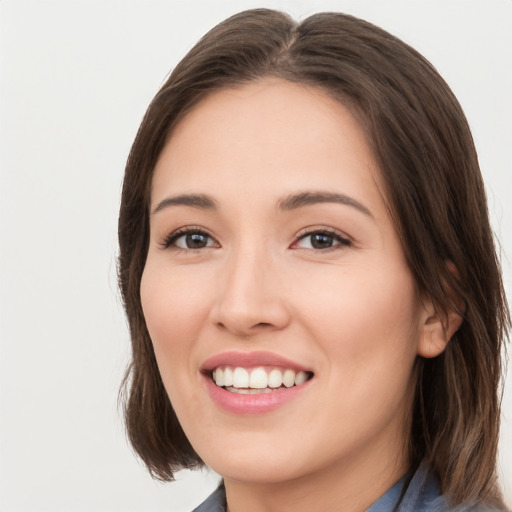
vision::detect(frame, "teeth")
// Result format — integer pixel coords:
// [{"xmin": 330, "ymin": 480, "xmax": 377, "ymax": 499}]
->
[
  {"xmin": 232, "ymin": 367, "xmax": 249, "ymax": 388},
  {"xmin": 225, "ymin": 386, "xmax": 274, "ymax": 394},
  {"xmin": 211, "ymin": 366, "xmax": 311, "ymax": 391},
  {"xmin": 282, "ymin": 369, "xmax": 295, "ymax": 388},
  {"xmin": 214, "ymin": 368, "xmax": 224, "ymax": 387},
  {"xmin": 249, "ymin": 367, "xmax": 268, "ymax": 389},
  {"xmin": 268, "ymin": 368, "xmax": 283, "ymax": 388},
  {"xmin": 295, "ymin": 371, "xmax": 308, "ymax": 385},
  {"xmin": 223, "ymin": 367, "xmax": 233, "ymax": 387}
]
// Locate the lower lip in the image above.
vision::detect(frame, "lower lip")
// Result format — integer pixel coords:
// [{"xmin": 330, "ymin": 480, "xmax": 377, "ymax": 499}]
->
[{"xmin": 203, "ymin": 374, "xmax": 311, "ymax": 415}]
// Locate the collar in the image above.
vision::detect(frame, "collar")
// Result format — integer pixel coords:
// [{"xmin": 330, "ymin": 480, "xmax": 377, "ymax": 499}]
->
[{"xmin": 193, "ymin": 462, "xmax": 449, "ymax": 512}]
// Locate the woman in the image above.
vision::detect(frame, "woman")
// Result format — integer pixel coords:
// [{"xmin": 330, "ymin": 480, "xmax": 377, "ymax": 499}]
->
[{"xmin": 118, "ymin": 9, "xmax": 510, "ymax": 511}]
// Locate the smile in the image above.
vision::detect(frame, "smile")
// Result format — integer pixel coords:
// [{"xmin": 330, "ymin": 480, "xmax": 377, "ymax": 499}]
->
[
  {"xmin": 212, "ymin": 366, "xmax": 312, "ymax": 393},
  {"xmin": 202, "ymin": 352, "xmax": 314, "ymax": 414}
]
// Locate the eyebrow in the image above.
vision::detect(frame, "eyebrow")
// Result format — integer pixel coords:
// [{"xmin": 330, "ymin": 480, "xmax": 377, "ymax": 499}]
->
[
  {"xmin": 278, "ymin": 191, "xmax": 373, "ymax": 218},
  {"xmin": 152, "ymin": 190, "xmax": 373, "ymax": 218},
  {"xmin": 152, "ymin": 194, "xmax": 217, "ymax": 214}
]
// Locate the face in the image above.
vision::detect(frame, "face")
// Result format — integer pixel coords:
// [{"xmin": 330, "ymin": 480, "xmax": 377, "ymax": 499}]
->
[{"xmin": 141, "ymin": 80, "xmax": 432, "ymax": 486}]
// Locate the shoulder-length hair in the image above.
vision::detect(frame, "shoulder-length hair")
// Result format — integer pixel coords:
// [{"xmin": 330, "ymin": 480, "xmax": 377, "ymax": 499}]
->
[{"xmin": 118, "ymin": 9, "xmax": 509, "ymax": 507}]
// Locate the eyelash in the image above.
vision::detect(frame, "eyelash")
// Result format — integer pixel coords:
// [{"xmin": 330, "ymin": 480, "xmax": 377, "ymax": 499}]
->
[
  {"xmin": 160, "ymin": 226, "xmax": 352, "ymax": 252},
  {"xmin": 161, "ymin": 226, "xmax": 218, "ymax": 251},
  {"xmin": 293, "ymin": 227, "xmax": 352, "ymax": 252}
]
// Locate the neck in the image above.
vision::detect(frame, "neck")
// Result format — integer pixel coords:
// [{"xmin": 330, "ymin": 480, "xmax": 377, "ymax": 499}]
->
[{"xmin": 224, "ymin": 443, "xmax": 409, "ymax": 512}]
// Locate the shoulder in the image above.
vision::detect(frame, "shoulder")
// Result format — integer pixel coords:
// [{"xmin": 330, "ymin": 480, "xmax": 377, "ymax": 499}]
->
[
  {"xmin": 449, "ymin": 505, "xmax": 510, "ymax": 512},
  {"xmin": 395, "ymin": 463, "xmax": 510, "ymax": 512},
  {"xmin": 192, "ymin": 483, "xmax": 226, "ymax": 512}
]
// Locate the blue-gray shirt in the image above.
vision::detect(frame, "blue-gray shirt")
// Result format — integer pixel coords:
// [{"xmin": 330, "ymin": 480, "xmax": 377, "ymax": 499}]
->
[{"xmin": 192, "ymin": 462, "xmax": 504, "ymax": 511}]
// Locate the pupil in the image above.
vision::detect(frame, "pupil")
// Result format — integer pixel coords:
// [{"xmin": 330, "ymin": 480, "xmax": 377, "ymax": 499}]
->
[
  {"xmin": 186, "ymin": 233, "xmax": 207, "ymax": 248},
  {"xmin": 311, "ymin": 234, "xmax": 333, "ymax": 249}
]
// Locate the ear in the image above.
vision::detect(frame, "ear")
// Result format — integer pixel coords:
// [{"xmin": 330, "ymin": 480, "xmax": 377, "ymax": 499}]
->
[
  {"xmin": 417, "ymin": 300, "xmax": 464, "ymax": 358},
  {"xmin": 417, "ymin": 262, "xmax": 465, "ymax": 359}
]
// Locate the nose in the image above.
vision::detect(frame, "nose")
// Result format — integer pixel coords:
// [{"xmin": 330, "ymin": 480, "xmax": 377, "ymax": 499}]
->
[{"xmin": 210, "ymin": 246, "xmax": 291, "ymax": 337}]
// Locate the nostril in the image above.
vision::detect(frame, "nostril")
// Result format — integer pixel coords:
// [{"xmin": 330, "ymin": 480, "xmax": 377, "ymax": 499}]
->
[{"xmin": 215, "ymin": 320, "xmax": 275, "ymax": 334}]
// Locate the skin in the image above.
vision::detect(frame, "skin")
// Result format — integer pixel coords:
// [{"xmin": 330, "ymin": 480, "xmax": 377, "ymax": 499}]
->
[{"xmin": 140, "ymin": 79, "xmax": 456, "ymax": 512}]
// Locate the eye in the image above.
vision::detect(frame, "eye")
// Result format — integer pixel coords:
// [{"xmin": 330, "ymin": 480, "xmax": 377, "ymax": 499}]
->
[
  {"xmin": 163, "ymin": 228, "xmax": 218, "ymax": 250},
  {"xmin": 293, "ymin": 229, "xmax": 352, "ymax": 251}
]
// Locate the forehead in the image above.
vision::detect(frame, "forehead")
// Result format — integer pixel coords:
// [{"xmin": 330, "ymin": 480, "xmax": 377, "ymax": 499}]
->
[{"xmin": 152, "ymin": 79, "xmax": 385, "ymax": 213}]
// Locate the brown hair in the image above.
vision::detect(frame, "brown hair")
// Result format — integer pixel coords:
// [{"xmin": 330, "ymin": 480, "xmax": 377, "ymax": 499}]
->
[{"xmin": 118, "ymin": 9, "xmax": 509, "ymax": 507}]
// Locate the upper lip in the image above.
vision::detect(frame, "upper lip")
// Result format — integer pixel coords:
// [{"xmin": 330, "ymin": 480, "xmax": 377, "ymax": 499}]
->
[{"xmin": 201, "ymin": 351, "xmax": 313, "ymax": 373}]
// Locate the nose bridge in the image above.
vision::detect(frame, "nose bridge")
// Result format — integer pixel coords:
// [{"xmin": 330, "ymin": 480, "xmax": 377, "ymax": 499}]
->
[{"xmin": 213, "ymin": 239, "xmax": 288, "ymax": 334}]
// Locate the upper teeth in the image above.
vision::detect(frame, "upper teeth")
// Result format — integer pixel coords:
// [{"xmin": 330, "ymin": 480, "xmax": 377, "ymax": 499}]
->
[{"xmin": 212, "ymin": 367, "xmax": 309, "ymax": 389}]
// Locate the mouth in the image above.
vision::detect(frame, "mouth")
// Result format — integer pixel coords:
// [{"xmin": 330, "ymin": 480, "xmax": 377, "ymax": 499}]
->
[
  {"xmin": 210, "ymin": 366, "xmax": 314, "ymax": 394},
  {"xmin": 201, "ymin": 351, "xmax": 315, "ymax": 414}
]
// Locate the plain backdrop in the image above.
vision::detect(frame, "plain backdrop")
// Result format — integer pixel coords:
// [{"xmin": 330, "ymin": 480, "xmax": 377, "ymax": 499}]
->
[{"xmin": 0, "ymin": 1, "xmax": 511, "ymax": 510}]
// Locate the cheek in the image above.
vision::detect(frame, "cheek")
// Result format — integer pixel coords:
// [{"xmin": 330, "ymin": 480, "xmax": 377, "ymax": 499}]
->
[
  {"xmin": 141, "ymin": 260, "xmax": 209, "ymax": 329},
  {"xmin": 140, "ymin": 265, "xmax": 209, "ymax": 383},
  {"xmin": 292, "ymin": 265, "xmax": 421, "ymax": 442},
  {"xmin": 295, "ymin": 263, "xmax": 421, "ymax": 370},
  {"xmin": 140, "ymin": 264, "xmax": 216, "ymax": 435}
]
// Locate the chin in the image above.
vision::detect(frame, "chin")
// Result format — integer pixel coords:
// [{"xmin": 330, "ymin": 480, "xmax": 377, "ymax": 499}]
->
[
  {"xmin": 208, "ymin": 453, "xmax": 307, "ymax": 485},
  {"xmin": 189, "ymin": 429, "xmax": 310, "ymax": 484}
]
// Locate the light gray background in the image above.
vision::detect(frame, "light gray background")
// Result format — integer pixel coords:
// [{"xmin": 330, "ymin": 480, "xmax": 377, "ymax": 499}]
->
[{"xmin": 0, "ymin": 1, "xmax": 510, "ymax": 510}]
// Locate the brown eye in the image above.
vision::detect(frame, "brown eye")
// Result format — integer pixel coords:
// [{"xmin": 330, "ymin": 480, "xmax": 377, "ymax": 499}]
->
[
  {"xmin": 309, "ymin": 233, "xmax": 335, "ymax": 249},
  {"xmin": 182, "ymin": 233, "xmax": 210, "ymax": 249},
  {"xmin": 164, "ymin": 229, "xmax": 217, "ymax": 250},
  {"xmin": 295, "ymin": 230, "xmax": 351, "ymax": 251}
]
